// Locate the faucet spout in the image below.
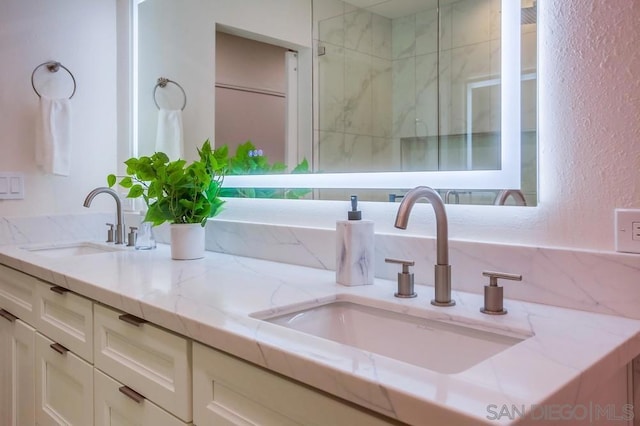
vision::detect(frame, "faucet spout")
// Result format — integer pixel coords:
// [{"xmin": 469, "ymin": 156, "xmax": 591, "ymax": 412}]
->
[
  {"xmin": 83, "ymin": 187, "xmax": 125, "ymax": 244},
  {"xmin": 494, "ymin": 189, "xmax": 527, "ymax": 206},
  {"xmin": 394, "ymin": 186, "xmax": 455, "ymax": 306}
]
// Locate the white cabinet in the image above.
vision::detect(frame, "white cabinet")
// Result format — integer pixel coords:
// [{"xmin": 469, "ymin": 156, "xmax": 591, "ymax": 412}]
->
[
  {"xmin": 94, "ymin": 368, "xmax": 191, "ymax": 426},
  {"xmin": 0, "ymin": 311, "xmax": 35, "ymax": 426},
  {"xmin": 34, "ymin": 331, "xmax": 94, "ymax": 426},
  {"xmin": 94, "ymin": 303, "xmax": 192, "ymax": 422},
  {"xmin": 193, "ymin": 342, "xmax": 395, "ymax": 426}
]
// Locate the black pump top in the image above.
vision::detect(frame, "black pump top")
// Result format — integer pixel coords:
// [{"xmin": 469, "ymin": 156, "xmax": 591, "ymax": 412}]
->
[{"xmin": 348, "ymin": 195, "xmax": 362, "ymax": 220}]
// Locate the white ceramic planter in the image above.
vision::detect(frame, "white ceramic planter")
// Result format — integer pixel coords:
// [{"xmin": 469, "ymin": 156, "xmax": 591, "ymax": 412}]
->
[{"xmin": 170, "ymin": 223, "xmax": 205, "ymax": 260}]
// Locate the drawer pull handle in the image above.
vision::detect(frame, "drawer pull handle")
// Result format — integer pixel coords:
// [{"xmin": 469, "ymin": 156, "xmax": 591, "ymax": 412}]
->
[
  {"xmin": 119, "ymin": 386, "xmax": 145, "ymax": 404},
  {"xmin": 50, "ymin": 343, "xmax": 69, "ymax": 355},
  {"xmin": 118, "ymin": 313, "xmax": 147, "ymax": 327},
  {"xmin": 50, "ymin": 286, "xmax": 70, "ymax": 295},
  {"xmin": 0, "ymin": 309, "xmax": 18, "ymax": 322}
]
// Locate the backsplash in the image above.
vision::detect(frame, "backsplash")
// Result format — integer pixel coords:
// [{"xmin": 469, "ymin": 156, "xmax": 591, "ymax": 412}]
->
[
  {"xmin": 202, "ymin": 219, "xmax": 640, "ymax": 320},
  {"xmin": 2, "ymin": 213, "xmax": 639, "ymax": 320},
  {"xmin": 0, "ymin": 213, "xmax": 112, "ymax": 246}
]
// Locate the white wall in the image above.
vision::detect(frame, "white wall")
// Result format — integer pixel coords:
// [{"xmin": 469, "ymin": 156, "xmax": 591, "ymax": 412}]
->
[
  {"xmin": 137, "ymin": 0, "xmax": 312, "ymax": 161},
  {"xmin": 0, "ymin": 0, "xmax": 117, "ymax": 216}
]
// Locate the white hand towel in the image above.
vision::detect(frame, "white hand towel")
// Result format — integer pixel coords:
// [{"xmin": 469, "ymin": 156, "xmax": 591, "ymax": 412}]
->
[
  {"xmin": 36, "ymin": 96, "xmax": 72, "ymax": 176},
  {"xmin": 155, "ymin": 108, "xmax": 184, "ymax": 160}
]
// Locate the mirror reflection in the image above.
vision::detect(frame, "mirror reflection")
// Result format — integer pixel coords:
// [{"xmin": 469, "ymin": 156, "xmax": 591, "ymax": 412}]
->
[
  {"xmin": 313, "ymin": 0, "xmax": 537, "ymax": 204},
  {"xmin": 134, "ymin": 0, "xmax": 537, "ymax": 206}
]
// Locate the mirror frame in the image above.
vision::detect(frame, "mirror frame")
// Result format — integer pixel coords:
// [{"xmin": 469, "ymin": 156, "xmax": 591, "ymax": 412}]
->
[{"xmin": 122, "ymin": 0, "xmax": 524, "ymax": 191}]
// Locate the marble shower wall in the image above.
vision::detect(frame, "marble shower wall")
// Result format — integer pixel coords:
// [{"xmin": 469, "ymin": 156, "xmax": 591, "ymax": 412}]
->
[
  {"xmin": 393, "ymin": 0, "xmax": 503, "ymax": 171},
  {"xmin": 390, "ymin": 0, "xmax": 537, "ymax": 204},
  {"xmin": 313, "ymin": 1, "xmax": 394, "ymax": 176}
]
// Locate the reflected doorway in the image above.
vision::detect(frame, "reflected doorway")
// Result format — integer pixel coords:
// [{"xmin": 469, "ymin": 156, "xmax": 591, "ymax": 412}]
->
[{"xmin": 215, "ymin": 31, "xmax": 297, "ymax": 165}]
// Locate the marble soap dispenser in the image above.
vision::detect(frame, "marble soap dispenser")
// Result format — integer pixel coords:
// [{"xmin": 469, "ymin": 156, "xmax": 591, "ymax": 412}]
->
[{"xmin": 336, "ymin": 195, "xmax": 375, "ymax": 286}]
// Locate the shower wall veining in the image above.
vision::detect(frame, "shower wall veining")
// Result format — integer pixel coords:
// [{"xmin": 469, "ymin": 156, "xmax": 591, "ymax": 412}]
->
[
  {"xmin": 314, "ymin": 4, "xmax": 394, "ymax": 175},
  {"xmin": 313, "ymin": 0, "xmax": 537, "ymax": 204}
]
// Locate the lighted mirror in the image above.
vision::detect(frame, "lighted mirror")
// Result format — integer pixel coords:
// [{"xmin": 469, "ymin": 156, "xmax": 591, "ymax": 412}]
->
[{"xmin": 126, "ymin": 0, "xmax": 538, "ymax": 206}]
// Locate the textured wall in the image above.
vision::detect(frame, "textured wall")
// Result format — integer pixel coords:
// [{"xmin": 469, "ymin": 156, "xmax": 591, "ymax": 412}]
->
[{"xmin": 535, "ymin": 0, "xmax": 640, "ymax": 249}]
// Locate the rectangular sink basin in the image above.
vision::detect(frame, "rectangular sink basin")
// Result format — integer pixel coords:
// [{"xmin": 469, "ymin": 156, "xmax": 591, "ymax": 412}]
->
[
  {"xmin": 258, "ymin": 301, "xmax": 529, "ymax": 374},
  {"xmin": 24, "ymin": 242, "xmax": 122, "ymax": 258}
]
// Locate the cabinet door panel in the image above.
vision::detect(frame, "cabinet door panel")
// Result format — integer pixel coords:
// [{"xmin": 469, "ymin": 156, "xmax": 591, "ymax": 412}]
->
[
  {"xmin": 0, "ymin": 316, "xmax": 35, "ymax": 426},
  {"xmin": 94, "ymin": 368, "xmax": 190, "ymax": 426},
  {"xmin": 35, "ymin": 332, "xmax": 93, "ymax": 426},
  {"xmin": 0, "ymin": 264, "xmax": 39, "ymax": 326},
  {"xmin": 35, "ymin": 283, "xmax": 94, "ymax": 363},
  {"xmin": 193, "ymin": 342, "xmax": 394, "ymax": 426}
]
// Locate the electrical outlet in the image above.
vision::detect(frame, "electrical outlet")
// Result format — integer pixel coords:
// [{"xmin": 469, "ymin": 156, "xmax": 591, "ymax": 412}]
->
[
  {"xmin": 633, "ymin": 222, "xmax": 640, "ymax": 241},
  {"xmin": 615, "ymin": 209, "xmax": 640, "ymax": 253}
]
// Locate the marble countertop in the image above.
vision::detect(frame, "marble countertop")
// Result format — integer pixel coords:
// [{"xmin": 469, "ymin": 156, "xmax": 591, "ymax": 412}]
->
[{"xmin": 1, "ymin": 241, "xmax": 640, "ymax": 425}]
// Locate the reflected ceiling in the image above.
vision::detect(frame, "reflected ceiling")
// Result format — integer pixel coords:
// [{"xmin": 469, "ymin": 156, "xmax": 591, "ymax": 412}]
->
[{"xmin": 343, "ymin": 0, "xmax": 455, "ymax": 19}]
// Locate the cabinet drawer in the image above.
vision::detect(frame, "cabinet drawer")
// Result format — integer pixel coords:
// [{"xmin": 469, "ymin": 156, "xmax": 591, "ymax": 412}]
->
[
  {"xmin": 35, "ymin": 283, "xmax": 94, "ymax": 362},
  {"xmin": 0, "ymin": 264, "xmax": 39, "ymax": 325},
  {"xmin": 35, "ymin": 332, "xmax": 93, "ymax": 426},
  {"xmin": 193, "ymin": 342, "xmax": 395, "ymax": 426},
  {"xmin": 94, "ymin": 304, "xmax": 192, "ymax": 422},
  {"xmin": 94, "ymin": 368, "xmax": 191, "ymax": 426}
]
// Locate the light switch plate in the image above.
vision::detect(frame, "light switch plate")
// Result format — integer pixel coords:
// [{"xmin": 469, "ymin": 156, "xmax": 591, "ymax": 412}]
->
[
  {"xmin": 615, "ymin": 209, "xmax": 640, "ymax": 254},
  {"xmin": 0, "ymin": 173, "xmax": 24, "ymax": 200}
]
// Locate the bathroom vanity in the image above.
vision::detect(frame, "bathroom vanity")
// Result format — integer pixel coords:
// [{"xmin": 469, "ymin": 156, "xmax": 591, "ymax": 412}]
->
[{"xmin": 0, "ymin": 240, "xmax": 639, "ymax": 425}]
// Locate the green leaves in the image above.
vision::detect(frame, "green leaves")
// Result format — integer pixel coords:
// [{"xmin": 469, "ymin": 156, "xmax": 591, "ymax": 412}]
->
[
  {"xmin": 221, "ymin": 140, "xmax": 311, "ymax": 199},
  {"xmin": 107, "ymin": 140, "xmax": 227, "ymax": 226},
  {"xmin": 119, "ymin": 177, "xmax": 133, "ymax": 188},
  {"xmin": 292, "ymin": 158, "xmax": 309, "ymax": 174},
  {"xmin": 127, "ymin": 184, "xmax": 144, "ymax": 199}
]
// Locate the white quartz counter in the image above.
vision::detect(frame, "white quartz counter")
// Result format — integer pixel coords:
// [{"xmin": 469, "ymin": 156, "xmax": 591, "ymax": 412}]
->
[{"xmin": 1, "ymin": 241, "xmax": 639, "ymax": 425}]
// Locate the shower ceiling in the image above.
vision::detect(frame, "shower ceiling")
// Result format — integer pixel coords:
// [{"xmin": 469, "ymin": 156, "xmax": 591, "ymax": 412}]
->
[
  {"xmin": 343, "ymin": 0, "xmax": 537, "ymax": 22},
  {"xmin": 342, "ymin": 0, "xmax": 441, "ymax": 19}
]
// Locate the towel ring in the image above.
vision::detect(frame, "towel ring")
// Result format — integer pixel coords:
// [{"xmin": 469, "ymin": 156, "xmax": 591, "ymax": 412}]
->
[
  {"xmin": 153, "ymin": 77, "xmax": 187, "ymax": 111},
  {"xmin": 31, "ymin": 61, "xmax": 76, "ymax": 99}
]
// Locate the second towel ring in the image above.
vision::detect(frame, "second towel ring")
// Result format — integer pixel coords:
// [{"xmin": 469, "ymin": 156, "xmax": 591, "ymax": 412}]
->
[
  {"xmin": 31, "ymin": 61, "xmax": 77, "ymax": 99},
  {"xmin": 153, "ymin": 77, "xmax": 187, "ymax": 111}
]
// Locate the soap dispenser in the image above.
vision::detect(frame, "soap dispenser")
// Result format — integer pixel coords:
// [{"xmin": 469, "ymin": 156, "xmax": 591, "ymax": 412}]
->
[{"xmin": 336, "ymin": 195, "xmax": 375, "ymax": 286}]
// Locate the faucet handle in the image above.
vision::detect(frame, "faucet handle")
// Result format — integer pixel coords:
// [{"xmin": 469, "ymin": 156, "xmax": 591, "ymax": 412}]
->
[
  {"xmin": 480, "ymin": 271, "xmax": 522, "ymax": 315},
  {"xmin": 127, "ymin": 227, "xmax": 138, "ymax": 247},
  {"xmin": 105, "ymin": 223, "xmax": 115, "ymax": 243},
  {"xmin": 385, "ymin": 258, "xmax": 417, "ymax": 298}
]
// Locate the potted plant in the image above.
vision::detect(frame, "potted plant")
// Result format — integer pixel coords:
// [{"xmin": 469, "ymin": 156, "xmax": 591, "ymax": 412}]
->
[{"xmin": 108, "ymin": 139, "xmax": 228, "ymax": 260}]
